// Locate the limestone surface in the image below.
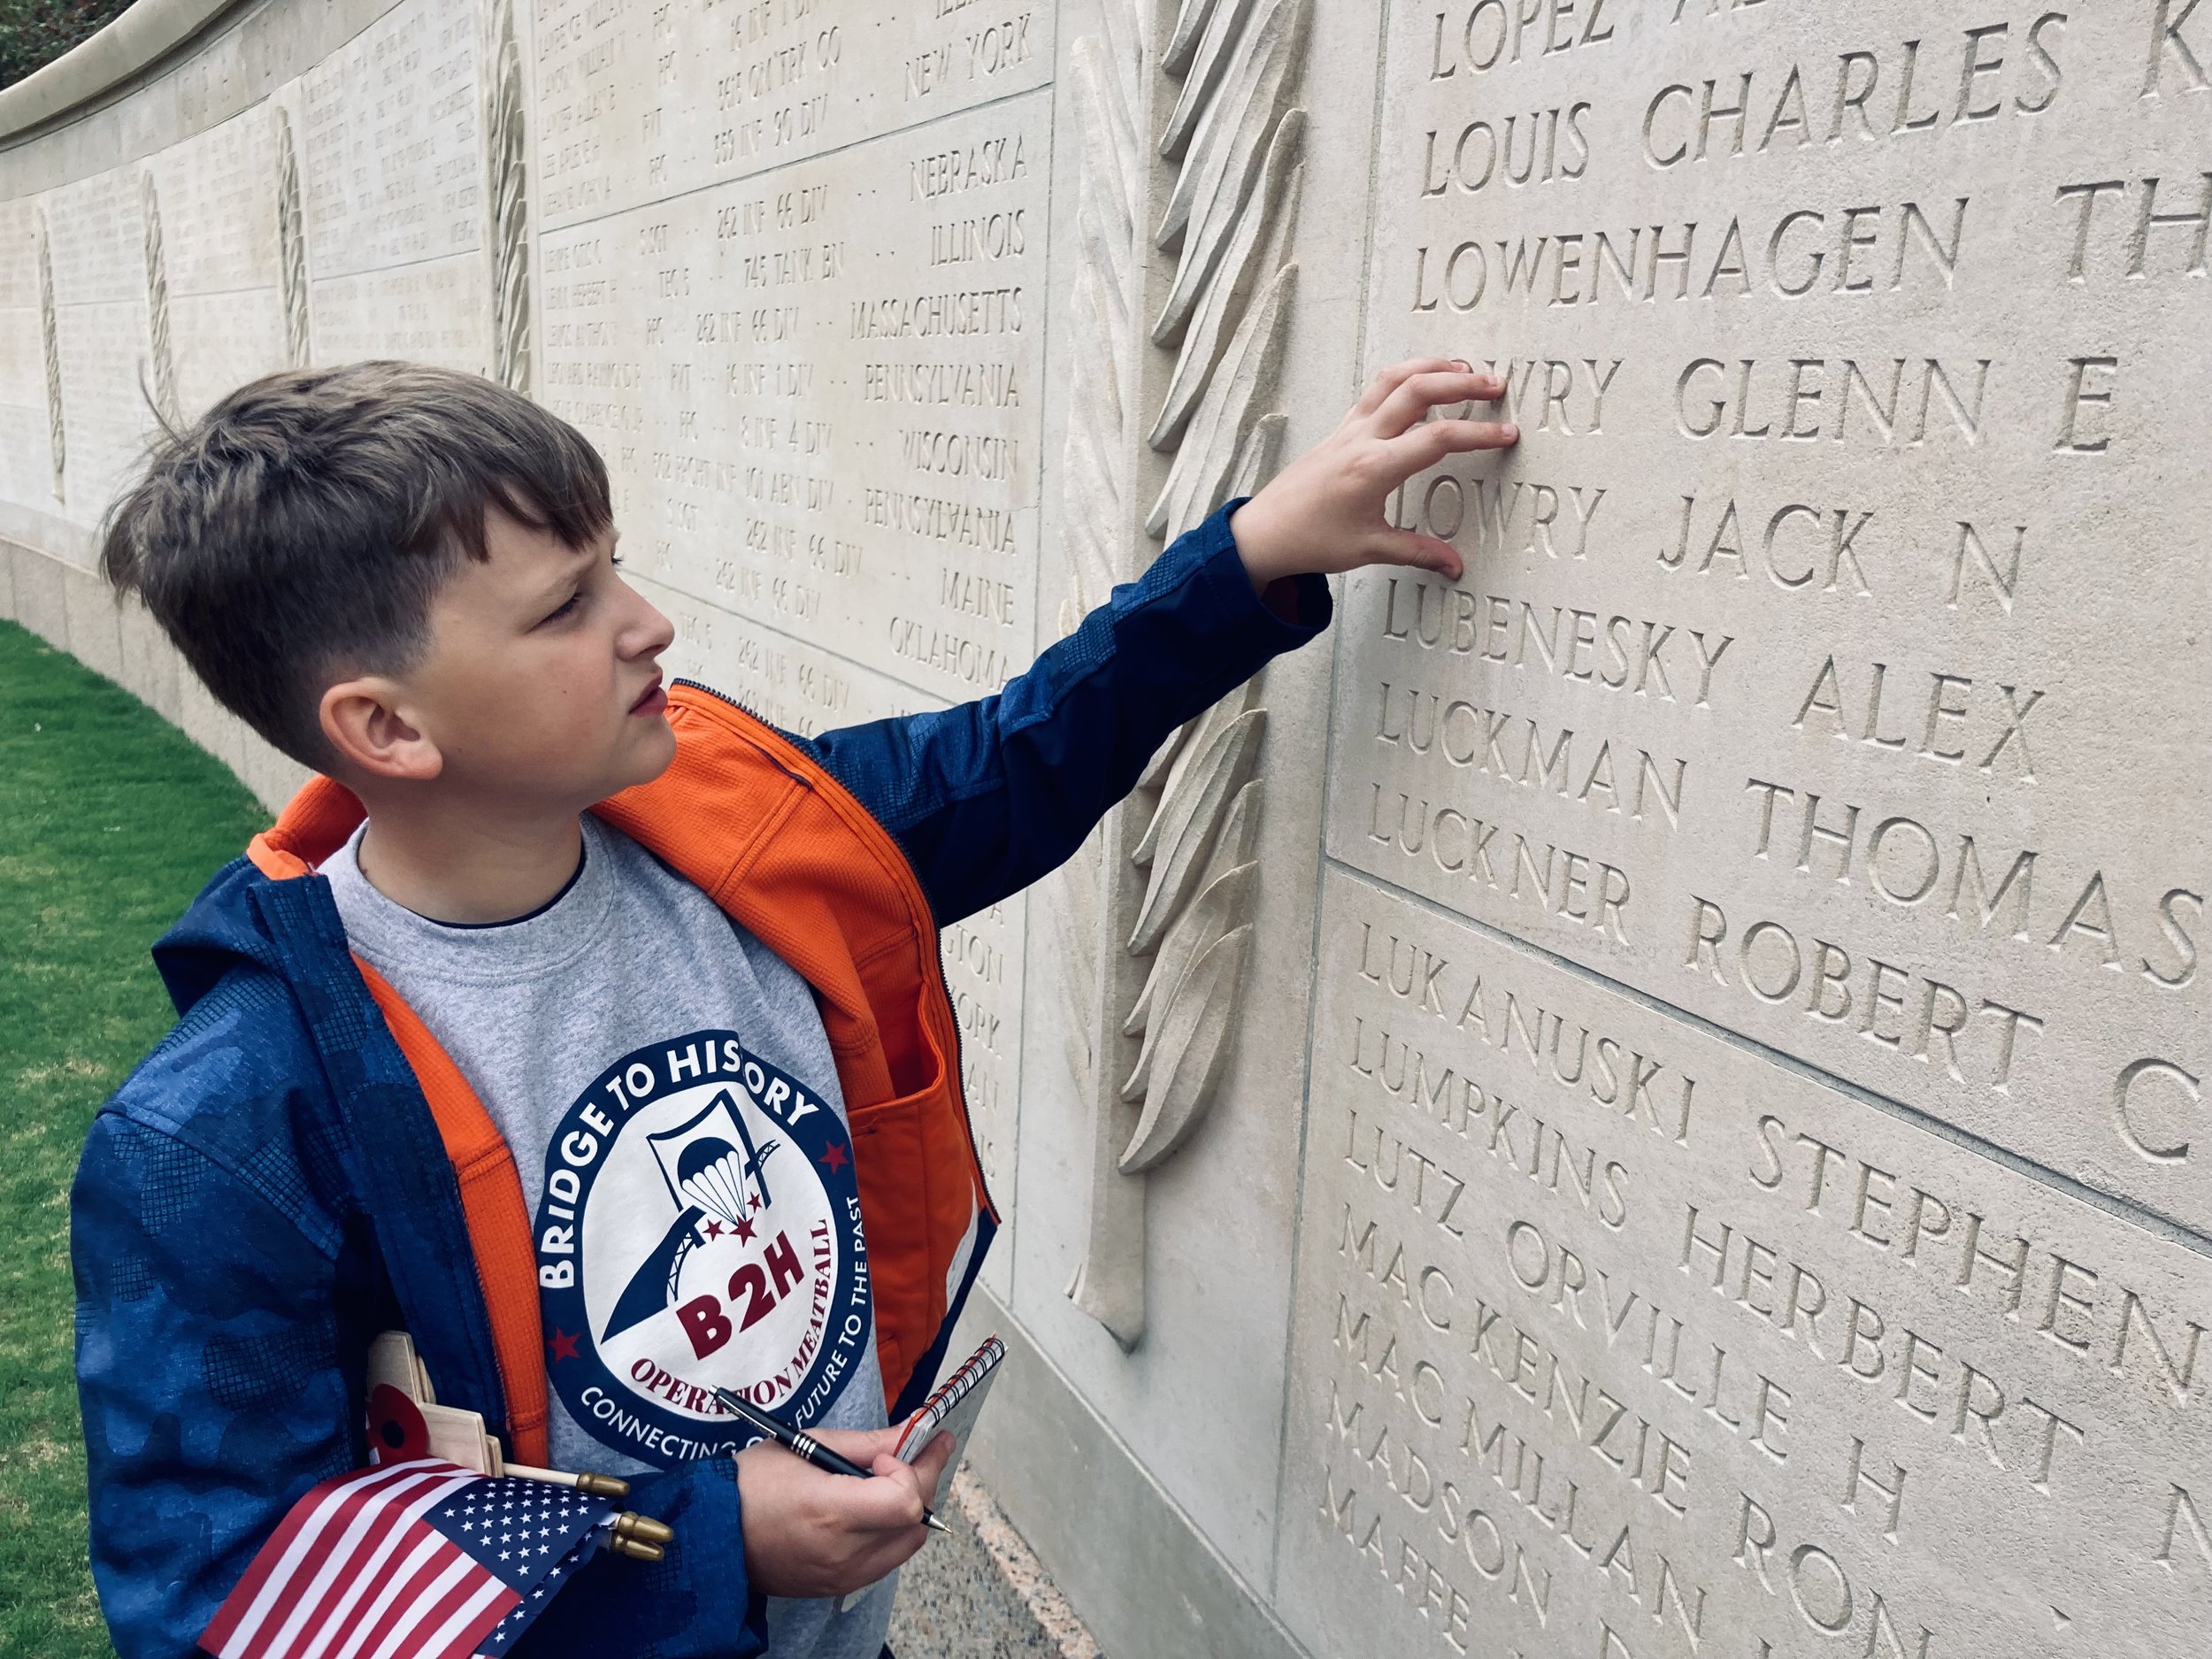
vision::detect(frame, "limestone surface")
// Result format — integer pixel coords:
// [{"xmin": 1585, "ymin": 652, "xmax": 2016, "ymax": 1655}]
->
[{"xmin": 2, "ymin": 2, "xmax": 2207, "ymax": 1656}]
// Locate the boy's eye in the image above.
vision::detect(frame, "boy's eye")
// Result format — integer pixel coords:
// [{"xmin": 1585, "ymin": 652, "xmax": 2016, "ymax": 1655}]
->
[{"xmin": 541, "ymin": 591, "xmax": 583, "ymax": 625}]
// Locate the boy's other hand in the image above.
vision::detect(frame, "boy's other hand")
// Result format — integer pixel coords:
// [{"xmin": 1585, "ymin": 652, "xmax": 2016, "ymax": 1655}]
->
[
  {"xmin": 1228, "ymin": 357, "xmax": 1518, "ymax": 593},
  {"xmin": 736, "ymin": 1425, "xmax": 956, "ymax": 1597}
]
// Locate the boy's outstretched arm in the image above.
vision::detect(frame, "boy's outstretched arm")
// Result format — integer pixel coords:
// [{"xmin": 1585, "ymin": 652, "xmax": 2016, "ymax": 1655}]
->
[{"xmin": 801, "ymin": 359, "xmax": 1514, "ymax": 924}]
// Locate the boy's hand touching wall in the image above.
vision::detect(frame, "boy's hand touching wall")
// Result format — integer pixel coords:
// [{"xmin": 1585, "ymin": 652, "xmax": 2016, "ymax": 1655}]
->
[{"xmin": 1229, "ymin": 357, "xmax": 1518, "ymax": 592}]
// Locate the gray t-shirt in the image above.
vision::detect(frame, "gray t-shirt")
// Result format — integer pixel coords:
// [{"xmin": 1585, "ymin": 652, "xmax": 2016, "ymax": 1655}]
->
[{"xmin": 326, "ymin": 814, "xmax": 893, "ymax": 1659}]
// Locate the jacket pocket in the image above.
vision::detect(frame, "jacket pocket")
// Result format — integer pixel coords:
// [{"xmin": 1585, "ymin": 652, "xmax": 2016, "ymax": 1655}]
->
[{"xmin": 847, "ymin": 1081, "xmax": 933, "ymax": 1402}]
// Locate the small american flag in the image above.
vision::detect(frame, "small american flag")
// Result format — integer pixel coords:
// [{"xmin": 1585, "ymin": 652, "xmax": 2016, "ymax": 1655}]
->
[{"xmin": 200, "ymin": 1459, "xmax": 618, "ymax": 1659}]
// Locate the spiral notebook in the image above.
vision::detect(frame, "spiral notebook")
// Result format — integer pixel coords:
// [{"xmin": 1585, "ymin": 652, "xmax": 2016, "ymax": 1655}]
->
[
  {"xmin": 841, "ymin": 1334, "xmax": 1008, "ymax": 1609},
  {"xmin": 894, "ymin": 1333, "xmax": 1005, "ymax": 1505}
]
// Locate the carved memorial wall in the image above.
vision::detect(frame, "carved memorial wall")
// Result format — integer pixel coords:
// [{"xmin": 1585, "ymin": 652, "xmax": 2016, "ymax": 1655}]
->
[{"xmin": 1, "ymin": 1, "xmax": 2206, "ymax": 1655}]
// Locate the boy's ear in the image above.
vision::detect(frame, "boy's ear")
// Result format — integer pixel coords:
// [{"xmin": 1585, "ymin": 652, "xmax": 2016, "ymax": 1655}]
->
[{"xmin": 319, "ymin": 677, "xmax": 444, "ymax": 782}]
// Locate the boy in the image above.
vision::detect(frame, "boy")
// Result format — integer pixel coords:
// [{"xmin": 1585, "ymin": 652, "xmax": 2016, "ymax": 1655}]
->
[{"xmin": 73, "ymin": 356, "xmax": 1514, "ymax": 1658}]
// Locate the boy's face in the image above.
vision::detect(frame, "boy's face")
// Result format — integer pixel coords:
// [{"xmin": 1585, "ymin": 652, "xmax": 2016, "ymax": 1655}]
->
[{"xmin": 398, "ymin": 505, "xmax": 677, "ymax": 809}]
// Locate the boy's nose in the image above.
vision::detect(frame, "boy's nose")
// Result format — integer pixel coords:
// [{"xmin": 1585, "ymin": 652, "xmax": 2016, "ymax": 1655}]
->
[{"xmin": 626, "ymin": 595, "xmax": 675, "ymax": 659}]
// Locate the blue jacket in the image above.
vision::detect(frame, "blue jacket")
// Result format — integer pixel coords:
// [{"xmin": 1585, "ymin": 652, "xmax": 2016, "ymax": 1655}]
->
[{"xmin": 71, "ymin": 505, "xmax": 1327, "ymax": 1658}]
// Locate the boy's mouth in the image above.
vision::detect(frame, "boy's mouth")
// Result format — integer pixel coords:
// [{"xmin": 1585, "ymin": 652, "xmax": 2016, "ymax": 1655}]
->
[{"xmin": 630, "ymin": 674, "xmax": 667, "ymax": 717}]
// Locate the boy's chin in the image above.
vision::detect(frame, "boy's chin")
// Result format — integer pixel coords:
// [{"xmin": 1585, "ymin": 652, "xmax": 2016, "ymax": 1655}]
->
[
  {"xmin": 492, "ymin": 722, "xmax": 675, "ymax": 811},
  {"xmin": 604, "ymin": 719, "xmax": 680, "ymax": 793}
]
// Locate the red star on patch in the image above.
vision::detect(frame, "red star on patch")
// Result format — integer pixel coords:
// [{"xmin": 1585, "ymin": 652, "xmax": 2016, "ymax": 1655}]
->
[
  {"xmin": 703, "ymin": 1219, "xmax": 725, "ymax": 1239},
  {"xmin": 736, "ymin": 1217, "xmax": 757, "ymax": 1244},
  {"xmin": 547, "ymin": 1329, "xmax": 580, "ymax": 1363},
  {"xmin": 818, "ymin": 1143, "xmax": 849, "ymax": 1173}
]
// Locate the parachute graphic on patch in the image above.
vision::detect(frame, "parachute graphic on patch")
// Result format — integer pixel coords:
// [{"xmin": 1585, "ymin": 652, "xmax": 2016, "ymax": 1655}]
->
[
  {"xmin": 652, "ymin": 1089, "xmax": 780, "ymax": 1224},
  {"xmin": 603, "ymin": 1089, "xmax": 782, "ymax": 1342}
]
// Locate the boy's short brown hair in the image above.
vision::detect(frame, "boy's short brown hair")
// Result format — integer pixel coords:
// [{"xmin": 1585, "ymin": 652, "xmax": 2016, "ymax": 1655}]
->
[{"xmin": 100, "ymin": 361, "xmax": 612, "ymax": 767}]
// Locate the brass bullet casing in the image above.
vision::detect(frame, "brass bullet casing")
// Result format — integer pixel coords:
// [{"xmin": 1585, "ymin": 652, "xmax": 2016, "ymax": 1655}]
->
[
  {"xmin": 607, "ymin": 1534, "xmax": 666, "ymax": 1563},
  {"xmin": 573, "ymin": 1471, "xmax": 632, "ymax": 1500},
  {"xmin": 613, "ymin": 1511, "xmax": 676, "ymax": 1547}
]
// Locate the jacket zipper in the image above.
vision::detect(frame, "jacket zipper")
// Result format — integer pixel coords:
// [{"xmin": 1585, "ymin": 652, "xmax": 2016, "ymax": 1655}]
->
[{"xmin": 670, "ymin": 678, "xmax": 995, "ymax": 1222}]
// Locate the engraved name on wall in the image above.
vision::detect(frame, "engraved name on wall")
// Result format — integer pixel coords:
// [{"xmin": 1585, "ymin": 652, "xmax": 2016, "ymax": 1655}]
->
[
  {"xmin": 529, "ymin": 0, "xmax": 1048, "ymax": 229},
  {"xmin": 1340, "ymin": 0, "xmax": 2212, "ymax": 1230},
  {"xmin": 537, "ymin": 94, "xmax": 1047, "ymax": 705},
  {"xmin": 300, "ymin": 0, "xmax": 493, "ymax": 370},
  {"xmin": 1281, "ymin": 873, "xmax": 2212, "ymax": 1659}
]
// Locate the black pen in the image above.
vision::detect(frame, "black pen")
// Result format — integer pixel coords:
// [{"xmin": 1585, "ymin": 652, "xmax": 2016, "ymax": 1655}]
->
[{"xmin": 713, "ymin": 1386, "xmax": 951, "ymax": 1534}]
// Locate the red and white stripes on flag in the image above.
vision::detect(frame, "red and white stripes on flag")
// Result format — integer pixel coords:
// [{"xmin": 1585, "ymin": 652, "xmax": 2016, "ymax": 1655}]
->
[{"xmin": 200, "ymin": 1460, "xmax": 520, "ymax": 1659}]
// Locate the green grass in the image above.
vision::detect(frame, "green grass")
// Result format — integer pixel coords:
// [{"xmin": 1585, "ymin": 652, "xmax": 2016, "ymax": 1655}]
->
[{"xmin": 0, "ymin": 619, "xmax": 264, "ymax": 1655}]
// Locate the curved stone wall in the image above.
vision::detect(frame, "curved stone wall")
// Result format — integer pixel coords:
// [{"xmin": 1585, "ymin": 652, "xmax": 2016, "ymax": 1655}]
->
[{"xmin": 4, "ymin": 4, "xmax": 2209, "ymax": 1658}]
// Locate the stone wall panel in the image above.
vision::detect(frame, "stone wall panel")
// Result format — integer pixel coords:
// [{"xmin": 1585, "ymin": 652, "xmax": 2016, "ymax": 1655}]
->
[
  {"xmin": 1284, "ymin": 868, "xmax": 2212, "ymax": 1659},
  {"xmin": 2, "ymin": 2, "xmax": 2205, "ymax": 1655}
]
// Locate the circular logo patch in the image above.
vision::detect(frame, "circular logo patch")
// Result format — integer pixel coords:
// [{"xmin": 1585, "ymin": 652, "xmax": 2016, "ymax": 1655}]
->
[{"xmin": 535, "ymin": 1029, "xmax": 868, "ymax": 1468}]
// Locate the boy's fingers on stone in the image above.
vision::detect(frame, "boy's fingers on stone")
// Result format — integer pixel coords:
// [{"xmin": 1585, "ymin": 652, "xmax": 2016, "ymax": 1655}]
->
[
  {"xmin": 1355, "ymin": 357, "xmax": 1463, "ymax": 418},
  {"xmin": 1372, "ymin": 372, "xmax": 1502, "ymax": 438},
  {"xmin": 1370, "ymin": 526, "xmax": 1464, "ymax": 581},
  {"xmin": 1379, "ymin": 418, "xmax": 1517, "ymax": 477}
]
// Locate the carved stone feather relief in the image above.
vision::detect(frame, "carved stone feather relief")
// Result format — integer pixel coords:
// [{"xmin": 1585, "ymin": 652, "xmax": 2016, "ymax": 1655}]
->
[
  {"xmin": 140, "ymin": 173, "xmax": 181, "ymax": 429},
  {"xmin": 1060, "ymin": 0, "xmax": 1309, "ymax": 1347},
  {"xmin": 484, "ymin": 0, "xmax": 530, "ymax": 394},
  {"xmin": 276, "ymin": 107, "xmax": 311, "ymax": 368},
  {"xmin": 36, "ymin": 210, "xmax": 61, "ymax": 501}
]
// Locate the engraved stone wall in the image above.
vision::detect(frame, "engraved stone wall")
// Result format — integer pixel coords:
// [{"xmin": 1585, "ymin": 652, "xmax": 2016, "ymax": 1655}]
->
[
  {"xmin": 1286, "ymin": 873, "xmax": 2211, "ymax": 1658},
  {"xmin": 0, "ymin": 2, "xmax": 2205, "ymax": 1655},
  {"xmin": 1341, "ymin": 0, "xmax": 2211, "ymax": 1233},
  {"xmin": 1282, "ymin": 4, "xmax": 2212, "ymax": 1656}
]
